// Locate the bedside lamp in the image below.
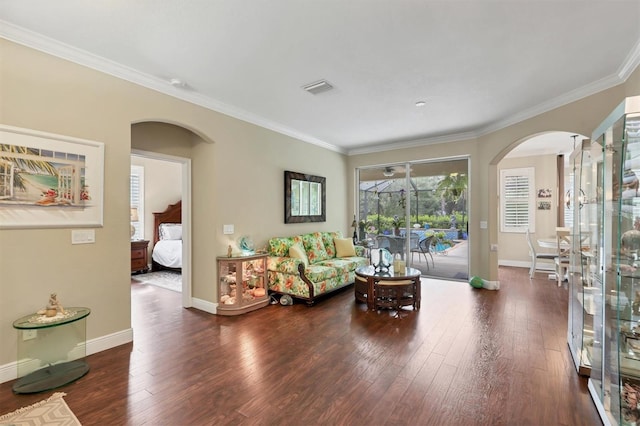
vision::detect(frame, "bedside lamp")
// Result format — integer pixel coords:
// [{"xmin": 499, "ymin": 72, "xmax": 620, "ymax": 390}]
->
[{"xmin": 130, "ymin": 207, "xmax": 139, "ymax": 239}]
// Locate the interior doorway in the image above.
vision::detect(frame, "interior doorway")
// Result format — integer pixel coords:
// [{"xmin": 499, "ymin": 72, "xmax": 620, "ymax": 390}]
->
[
  {"xmin": 130, "ymin": 150, "xmax": 192, "ymax": 308},
  {"xmin": 356, "ymin": 157, "xmax": 470, "ymax": 281}
]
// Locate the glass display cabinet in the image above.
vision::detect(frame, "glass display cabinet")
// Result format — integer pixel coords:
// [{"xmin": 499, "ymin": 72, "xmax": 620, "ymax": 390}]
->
[
  {"xmin": 216, "ymin": 254, "xmax": 269, "ymax": 316},
  {"xmin": 568, "ymin": 138, "xmax": 595, "ymax": 376},
  {"xmin": 588, "ymin": 96, "xmax": 640, "ymax": 426}
]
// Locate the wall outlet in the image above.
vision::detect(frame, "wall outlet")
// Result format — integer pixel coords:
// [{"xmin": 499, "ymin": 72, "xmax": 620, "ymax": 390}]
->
[{"xmin": 23, "ymin": 330, "xmax": 37, "ymax": 341}]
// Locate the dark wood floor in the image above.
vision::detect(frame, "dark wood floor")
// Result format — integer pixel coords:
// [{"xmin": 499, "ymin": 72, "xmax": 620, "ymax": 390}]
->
[{"xmin": 0, "ymin": 267, "xmax": 602, "ymax": 425}]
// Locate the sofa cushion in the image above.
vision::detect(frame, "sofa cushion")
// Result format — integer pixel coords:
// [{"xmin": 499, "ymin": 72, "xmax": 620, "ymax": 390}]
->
[
  {"xmin": 301, "ymin": 232, "xmax": 329, "ymax": 263},
  {"xmin": 304, "ymin": 264, "xmax": 338, "ymax": 282},
  {"xmin": 321, "ymin": 231, "xmax": 341, "ymax": 258},
  {"xmin": 289, "ymin": 243, "xmax": 309, "ymax": 266},
  {"xmin": 334, "ymin": 238, "xmax": 356, "ymax": 257},
  {"xmin": 317, "ymin": 257, "xmax": 367, "ymax": 275}
]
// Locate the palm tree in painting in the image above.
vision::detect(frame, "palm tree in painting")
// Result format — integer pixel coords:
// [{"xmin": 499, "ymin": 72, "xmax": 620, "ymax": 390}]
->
[{"xmin": 0, "ymin": 144, "xmax": 59, "ymax": 192}]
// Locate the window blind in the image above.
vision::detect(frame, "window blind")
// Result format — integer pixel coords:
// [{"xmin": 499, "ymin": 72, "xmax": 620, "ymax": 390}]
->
[{"xmin": 501, "ymin": 168, "xmax": 534, "ymax": 232}]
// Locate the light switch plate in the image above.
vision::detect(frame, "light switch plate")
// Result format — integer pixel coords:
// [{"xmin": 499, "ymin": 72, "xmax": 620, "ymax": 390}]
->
[
  {"xmin": 71, "ymin": 229, "xmax": 95, "ymax": 244},
  {"xmin": 480, "ymin": 221, "xmax": 488, "ymax": 229},
  {"xmin": 223, "ymin": 224, "xmax": 234, "ymax": 235}
]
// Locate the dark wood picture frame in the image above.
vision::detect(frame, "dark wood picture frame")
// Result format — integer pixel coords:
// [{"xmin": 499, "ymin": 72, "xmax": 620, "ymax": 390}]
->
[{"xmin": 284, "ymin": 170, "xmax": 326, "ymax": 223}]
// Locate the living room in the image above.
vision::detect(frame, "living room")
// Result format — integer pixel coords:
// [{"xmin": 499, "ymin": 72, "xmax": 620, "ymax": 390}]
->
[{"xmin": 1, "ymin": 2, "xmax": 640, "ymax": 424}]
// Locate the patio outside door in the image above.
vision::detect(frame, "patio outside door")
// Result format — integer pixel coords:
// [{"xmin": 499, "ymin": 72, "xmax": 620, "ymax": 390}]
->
[{"xmin": 357, "ymin": 158, "xmax": 469, "ymax": 281}]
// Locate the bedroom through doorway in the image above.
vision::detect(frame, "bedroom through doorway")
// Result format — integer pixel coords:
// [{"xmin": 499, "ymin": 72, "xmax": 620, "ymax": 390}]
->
[{"xmin": 130, "ymin": 152, "xmax": 189, "ymax": 304}]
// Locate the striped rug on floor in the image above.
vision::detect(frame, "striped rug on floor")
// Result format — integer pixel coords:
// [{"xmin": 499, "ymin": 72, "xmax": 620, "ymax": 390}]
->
[{"xmin": 0, "ymin": 392, "xmax": 81, "ymax": 425}]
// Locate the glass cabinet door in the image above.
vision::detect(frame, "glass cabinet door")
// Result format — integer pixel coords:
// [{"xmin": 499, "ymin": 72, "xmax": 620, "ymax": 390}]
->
[
  {"xmin": 569, "ymin": 139, "xmax": 594, "ymax": 376},
  {"xmin": 588, "ymin": 96, "xmax": 640, "ymax": 426}
]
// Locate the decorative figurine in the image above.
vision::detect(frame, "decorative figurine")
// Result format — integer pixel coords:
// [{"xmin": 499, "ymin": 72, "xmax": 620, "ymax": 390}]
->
[
  {"xmin": 372, "ymin": 248, "xmax": 390, "ymax": 274},
  {"xmin": 227, "ymin": 244, "xmax": 233, "ymax": 258},
  {"xmin": 37, "ymin": 293, "xmax": 65, "ymax": 317}
]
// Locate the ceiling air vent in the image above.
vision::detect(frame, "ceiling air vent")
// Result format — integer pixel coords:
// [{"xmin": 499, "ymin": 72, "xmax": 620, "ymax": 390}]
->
[{"xmin": 302, "ymin": 79, "xmax": 334, "ymax": 95}]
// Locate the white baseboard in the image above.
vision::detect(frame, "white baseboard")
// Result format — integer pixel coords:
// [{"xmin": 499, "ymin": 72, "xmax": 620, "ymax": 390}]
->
[
  {"xmin": 0, "ymin": 328, "xmax": 133, "ymax": 384},
  {"xmin": 191, "ymin": 297, "xmax": 217, "ymax": 315},
  {"xmin": 499, "ymin": 260, "xmax": 554, "ymax": 271}
]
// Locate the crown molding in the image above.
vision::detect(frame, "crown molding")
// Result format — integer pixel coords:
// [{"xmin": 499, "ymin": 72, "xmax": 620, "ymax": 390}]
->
[
  {"xmin": 0, "ymin": 20, "xmax": 345, "ymax": 154},
  {"xmin": 619, "ymin": 38, "xmax": 640, "ymax": 81},
  {"xmin": 348, "ymin": 50, "xmax": 638, "ymax": 156},
  {"xmin": 2, "ymin": 20, "xmax": 638, "ymax": 158}
]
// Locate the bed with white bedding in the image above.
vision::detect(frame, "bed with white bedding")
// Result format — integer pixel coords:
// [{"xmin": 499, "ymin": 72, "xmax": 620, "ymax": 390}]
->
[{"xmin": 151, "ymin": 201, "xmax": 182, "ymax": 271}]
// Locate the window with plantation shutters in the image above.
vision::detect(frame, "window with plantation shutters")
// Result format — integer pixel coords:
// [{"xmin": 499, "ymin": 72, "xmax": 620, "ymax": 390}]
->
[
  {"xmin": 130, "ymin": 165, "xmax": 144, "ymax": 240},
  {"xmin": 500, "ymin": 167, "xmax": 534, "ymax": 233}
]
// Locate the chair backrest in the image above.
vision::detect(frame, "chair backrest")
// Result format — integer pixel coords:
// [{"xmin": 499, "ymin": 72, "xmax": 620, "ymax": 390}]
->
[
  {"xmin": 420, "ymin": 235, "xmax": 434, "ymax": 252},
  {"xmin": 377, "ymin": 236, "xmax": 390, "ymax": 249},
  {"xmin": 557, "ymin": 228, "xmax": 571, "ymax": 258},
  {"xmin": 525, "ymin": 228, "xmax": 536, "ymax": 256},
  {"xmin": 409, "ymin": 233, "xmax": 420, "ymax": 250}
]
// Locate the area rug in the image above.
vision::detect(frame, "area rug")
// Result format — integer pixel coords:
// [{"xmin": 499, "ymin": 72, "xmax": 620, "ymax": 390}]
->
[
  {"xmin": 131, "ymin": 270, "xmax": 182, "ymax": 292},
  {"xmin": 0, "ymin": 392, "xmax": 81, "ymax": 426}
]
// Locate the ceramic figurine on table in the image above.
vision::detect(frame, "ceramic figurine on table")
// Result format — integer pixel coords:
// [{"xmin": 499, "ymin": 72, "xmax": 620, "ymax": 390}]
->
[{"xmin": 37, "ymin": 293, "xmax": 65, "ymax": 317}]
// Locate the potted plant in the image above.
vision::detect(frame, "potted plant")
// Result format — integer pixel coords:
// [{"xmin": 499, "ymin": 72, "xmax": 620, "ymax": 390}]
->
[
  {"xmin": 391, "ymin": 215, "xmax": 403, "ymax": 236},
  {"xmin": 433, "ymin": 231, "xmax": 453, "ymax": 252}
]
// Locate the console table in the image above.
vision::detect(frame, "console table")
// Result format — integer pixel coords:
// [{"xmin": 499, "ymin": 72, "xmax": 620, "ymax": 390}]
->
[
  {"xmin": 355, "ymin": 266, "xmax": 421, "ymax": 312},
  {"xmin": 12, "ymin": 307, "xmax": 91, "ymax": 394}
]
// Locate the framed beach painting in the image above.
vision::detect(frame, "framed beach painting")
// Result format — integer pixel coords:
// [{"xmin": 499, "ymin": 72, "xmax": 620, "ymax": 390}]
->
[{"xmin": 0, "ymin": 125, "xmax": 104, "ymax": 228}]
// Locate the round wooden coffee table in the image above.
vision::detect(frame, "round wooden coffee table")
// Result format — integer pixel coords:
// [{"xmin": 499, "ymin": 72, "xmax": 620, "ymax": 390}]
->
[{"xmin": 355, "ymin": 265, "xmax": 421, "ymax": 311}]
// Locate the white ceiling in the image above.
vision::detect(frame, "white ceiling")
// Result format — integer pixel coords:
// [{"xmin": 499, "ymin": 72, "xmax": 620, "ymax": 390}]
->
[{"xmin": 1, "ymin": 1, "xmax": 639, "ymax": 155}]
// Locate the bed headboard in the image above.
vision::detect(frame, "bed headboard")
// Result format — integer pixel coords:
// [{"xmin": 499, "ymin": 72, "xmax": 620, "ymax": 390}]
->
[{"xmin": 152, "ymin": 200, "xmax": 182, "ymax": 246}]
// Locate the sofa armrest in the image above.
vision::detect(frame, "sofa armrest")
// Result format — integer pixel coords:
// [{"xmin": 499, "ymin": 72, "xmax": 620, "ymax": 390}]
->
[
  {"xmin": 267, "ymin": 256, "xmax": 305, "ymax": 274},
  {"xmin": 354, "ymin": 245, "xmax": 366, "ymax": 257}
]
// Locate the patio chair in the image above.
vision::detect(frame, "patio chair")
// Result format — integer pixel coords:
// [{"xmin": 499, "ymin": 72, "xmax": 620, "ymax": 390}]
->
[
  {"xmin": 525, "ymin": 228, "xmax": 557, "ymax": 279},
  {"xmin": 411, "ymin": 234, "xmax": 435, "ymax": 270}
]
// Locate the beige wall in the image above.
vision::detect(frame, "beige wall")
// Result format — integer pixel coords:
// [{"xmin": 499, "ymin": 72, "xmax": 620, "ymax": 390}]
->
[
  {"xmin": 0, "ymin": 39, "xmax": 349, "ymax": 370},
  {"xmin": 496, "ymin": 154, "xmax": 559, "ymax": 266},
  {"xmin": 1, "ymin": 38, "xmax": 639, "ymax": 376},
  {"xmin": 348, "ymin": 66, "xmax": 640, "ymax": 282}
]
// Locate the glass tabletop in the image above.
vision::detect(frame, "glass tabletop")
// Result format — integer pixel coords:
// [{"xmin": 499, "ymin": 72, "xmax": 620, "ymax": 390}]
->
[
  {"xmin": 13, "ymin": 307, "xmax": 91, "ymax": 329},
  {"xmin": 355, "ymin": 265, "xmax": 421, "ymax": 279}
]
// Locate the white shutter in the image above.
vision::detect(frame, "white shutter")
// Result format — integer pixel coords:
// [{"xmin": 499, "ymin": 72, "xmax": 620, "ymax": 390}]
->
[
  {"xmin": 501, "ymin": 167, "xmax": 534, "ymax": 233},
  {"xmin": 130, "ymin": 165, "xmax": 144, "ymax": 240}
]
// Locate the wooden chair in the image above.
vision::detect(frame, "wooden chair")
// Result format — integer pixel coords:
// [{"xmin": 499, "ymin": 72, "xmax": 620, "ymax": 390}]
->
[
  {"xmin": 525, "ymin": 229, "xmax": 557, "ymax": 278},
  {"xmin": 555, "ymin": 228, "xmax": 571, "ymax": 286}
]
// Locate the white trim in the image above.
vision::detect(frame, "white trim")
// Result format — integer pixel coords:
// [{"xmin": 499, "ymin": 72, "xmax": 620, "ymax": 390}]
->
[
  {"xmin": 0, "ymin": 22, "xmax": 343, "ymax": 154},
  {"xmin": 0, "ymin": 328, "xmax": 133, "ymax": 384},
  {"xmin": 191, "ymin": 298, "xmax": 218, "ymax": 315},
  {"xmin": 2, "ymin": 21, "xmax": 638, "ymax": 156}
]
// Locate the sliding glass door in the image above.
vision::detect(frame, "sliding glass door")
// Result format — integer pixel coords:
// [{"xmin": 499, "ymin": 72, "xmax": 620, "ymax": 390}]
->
[{"xmin": 357, "ymin": 158, "xmax": 469, "ymax": 281}]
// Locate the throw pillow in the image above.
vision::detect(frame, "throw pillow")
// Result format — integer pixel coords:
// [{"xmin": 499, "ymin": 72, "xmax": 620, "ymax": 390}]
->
[
  {"xmin": 289, "ymin": 243, "xmax": 309, "ymax": 266},
  {"xmin": 334, "ymin": 238, "xmax": 357, "ymax": 257}
]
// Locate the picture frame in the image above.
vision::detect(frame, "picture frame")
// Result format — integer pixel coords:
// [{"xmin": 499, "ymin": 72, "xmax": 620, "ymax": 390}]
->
[
  {"xmin": 0, "ymin": 125, "xmax": 104, "ymax": 228},
  {"xmin": 538, "ymin": 201, "xmax": 551, "ymax": 210},
  {"xmin": 284, "ymin": 170, "xmax": 326, "ymax": 223},
  {"xmin": 537, "ymin": 188, "xmax": 552, "ymax": 198}
]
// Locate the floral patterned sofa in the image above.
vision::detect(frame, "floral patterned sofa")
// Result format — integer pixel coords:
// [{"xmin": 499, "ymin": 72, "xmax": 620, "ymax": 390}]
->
[{"xmin": 267, "ymin": 231, "xmax": 368, "ymax": 305}]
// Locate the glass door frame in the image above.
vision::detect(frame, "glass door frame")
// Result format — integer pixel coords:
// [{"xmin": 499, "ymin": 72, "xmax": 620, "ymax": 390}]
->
[{"xmin": 355, "ymin": 156, "xmax": 470, "ymax": 280}]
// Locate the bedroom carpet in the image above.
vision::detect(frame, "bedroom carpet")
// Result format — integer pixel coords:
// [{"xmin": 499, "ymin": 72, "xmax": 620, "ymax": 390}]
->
[{"xmin": 131, "ymin": 270, "xmax": 182, "ymax": 293}]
